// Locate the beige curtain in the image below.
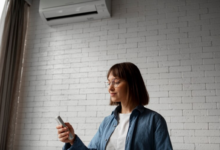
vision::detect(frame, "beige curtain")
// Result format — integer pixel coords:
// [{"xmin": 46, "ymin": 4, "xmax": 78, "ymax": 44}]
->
[{"xmin": 0, "ymin": 0, "xmax": 29, "ymax": 149}]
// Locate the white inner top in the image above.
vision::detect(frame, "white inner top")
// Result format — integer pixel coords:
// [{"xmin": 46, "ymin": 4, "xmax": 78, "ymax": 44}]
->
[{"xmin": 106, "ymin": 113, "xmax": 131, "ymax": 150}]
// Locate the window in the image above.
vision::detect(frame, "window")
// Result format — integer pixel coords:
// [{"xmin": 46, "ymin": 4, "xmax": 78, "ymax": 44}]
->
[{"xmin": 0, "ymin": 0, "xmax": 6, "ymax": 21}]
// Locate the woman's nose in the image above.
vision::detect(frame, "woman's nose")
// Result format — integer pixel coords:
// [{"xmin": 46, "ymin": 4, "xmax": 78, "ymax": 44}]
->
[{"xmin": 109, "ymin": 83, "xmax": 115, "ymax": 91}]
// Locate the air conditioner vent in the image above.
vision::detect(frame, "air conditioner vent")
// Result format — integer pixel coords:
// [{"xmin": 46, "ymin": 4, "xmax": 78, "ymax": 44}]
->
[{"xmin": 46, "ymin": 11, "xmax": 98, "ymax": 21}]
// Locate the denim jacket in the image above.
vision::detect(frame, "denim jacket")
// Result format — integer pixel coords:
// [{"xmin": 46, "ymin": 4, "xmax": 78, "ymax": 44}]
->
[{"xmin": 63, "ymin": 105, "xmax": 173, "ymax": 150}]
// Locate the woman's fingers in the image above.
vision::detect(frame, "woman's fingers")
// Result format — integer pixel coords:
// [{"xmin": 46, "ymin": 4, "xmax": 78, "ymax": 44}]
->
[
  {"xmin": 59, "ymin": 134, "xmax": 69, "ymax": 142},
  {"xmin": 56, "ymin": 125, "xmax": 63, "ymax": 129},
  {"xmin": 65, "ymin": 123, "xmax": 74, "ymax": 134},
  {"xmin": 58, "ymin": 131, "xmax": 69, "ymax": 138},
  {"xmin": 57, "ymin": 127, "xmax": 68, "ymax": 134},
  {"xmin": 56, "ymin": 122, "xmax": 75, "ymax": 143}
]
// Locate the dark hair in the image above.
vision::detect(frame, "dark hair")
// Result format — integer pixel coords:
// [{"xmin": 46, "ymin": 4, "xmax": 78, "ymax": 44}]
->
[{"xmin": 107, "ymin": 62, "xmax": 149, "ymax": 106}]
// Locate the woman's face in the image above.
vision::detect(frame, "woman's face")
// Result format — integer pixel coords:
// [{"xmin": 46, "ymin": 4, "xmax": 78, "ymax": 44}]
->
[{"xmin": 108, "ymin": 72, "xmax": 128, "ymax": 104}]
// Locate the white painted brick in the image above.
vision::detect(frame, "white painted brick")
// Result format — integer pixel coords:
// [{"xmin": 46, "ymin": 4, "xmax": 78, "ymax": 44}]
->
[
  {"xmin": 138, "ymin": 30, "xmax": 157, "ymax": 37},
  {"xmin": 142, "ymin": 72, "xmax": 159, "ymax": 79},
  {"xmin": 168, "ymin": 54, "xmax": 190, "ymax": 61},
  {"xmin": 160, "ymin": 49, "xmax": 179, "ymax": 56},
  {"xmin": 192, "ymin": 65, "xmax": 215, "ymax": 71},
  {"xmin": 137, "ymin": 62, "xmax": 158, "ymax": 69},
  {"xmin": 181, "ymin": 59, "xmax": 203, "ymax": 66},
  {"xmin": 206, "ymin": 96, "xmax": 220, "ymax": 103},
  {"xmin": 160, "ymin": 97, "xmax": 181, "ymax": 104},
  {"xmin": 68, "ymin": 95, "xmax": 86, "ymax": 100},
  {"xmin": 171, "ymin": 130, "xmax": 194, "ymax": 136},
  {"xmin": 119, "ymin": 32, "xmax": 137, "ymax": 38},
  {"xmin": 86, "ymin": 106, "xmax": 105, "ymax": 111},
  {"xmin": 182, "ymin": 71, "xmax": 205, "ymax": 78},
  {"xmin": 77, "ymin": 111, "xmax": 96, "ymax": 117},
  {"xmin": 159, "ymin": 61, "xmax": 180, "ymax": 67},
  {"xmin": 183, "ymin": 110, "xmax": 207, "ymax": 116},
  {"xmin": 216, "ymin": 77, "xmax": 220, "ymax": 83},
  {"xmin": 108, "ymin": 28, "xmax": 126, "ymax": 35},
  {"xmin": 205, "ymin": 71, "xmax": 220, "ymax": 77},
  {"xmin": 208, "ymin": 110, "xmax": 220, "ymax": 116},
  {"xmin": 180, "ymin": 27, "xmax": 201, "ymax": 34},
  {"xmin": 196, "ymin": 144, "xmax": 219, "ymax": 150},
  {"xmin": 148, "ymin": 67, "xmax": 168, "ymax": 74},
  {"xmin": 183, "ymin": 84, "xmax": 205, "ymax": 90},
  {"xmin": 184, "ymin": 136, "xmax": 208, "ymax": 143},
  {"xmin": 146, "ymin": 85, "xmax": 159, "ymax": 92},
  {"xmin": 148, "ymin": 104, "xmax": 170, "ymax": 110},
  {"xmin": 101, "ymin": 34, "xmax": 118, "ymax": 41},
  {"xmin": 138, "ymin": 41, "xmax": 157, "ymax": 47},
  {"xmin": 125, "ymin": 57, "xmax": 146, "ymax": 64},
  {"xmin": 167, "ymin": 123, "xmax": 183, "ymax": 129},
  {"xmin": 146, "ymin": 35, "xmax": 166, "ymax": 42},
  {"xmin": 126, "ymin": 37, "xmax": 145, "ymax": 43},
  {"xmin": 101, "ymin": 24, "xmax": 118, "ymax": 31},
  {"xmin": 192, "ymin": 90, "xmax": 215, "ymax": 96},
  {"xmin": 184, "ymin": 123, "xmax": 208, "ymax": 129},
  {"xmin": 170, "ymin": 66, "xmax": 191, "ymax": 72},
  {"xmin": 171, "ymin": 104, "xmax": 192, "ymax": 110},
  {"xmin": 206, "ymin": 83, "xmax": 220, "ymax": 90},
  {"xmin": 160, "ymin": 110, "xmax": 182, "ymax": 116},
  {"xmin": 146, "ymin": 79, "xmax": 169, "ymax": 85},
  {"xmin": 195, "ymin": 130, "xmax": 220, "ymax": 136},
  {"xmin": 170, "ymin": 136, "xmax": 184, "ymax": 143},
  {"xmin": 160, "ymin": 85, "xmax": 182, "ymax": 91},
  {"xmin": 173, "ymin": 143, "xmax": 195, "ymax": 150},
  {"xmin": 138, "ymin": 51, "xmax": 158, "ymax": 58},
  {"xmin": 107, "ymin": 39, "xmax": 125, "ymax": 45},
  {"xmin": 66, "ymin": 117, "xmax": 86, "ymax": 124},
  {"xmin": 158, "ymin": 17, "xmax": 178, "ymax": 24},
  {"xmin": 169, "ymin": 78, "xmax": 191, "ymax": 84},
  {"xmin": 191, "ymin": 77, "xmax": 215, "ymax": 84},
  {"xmin": 203, "ymin": 58, "xmax": 220, "ymax": 65},
  {"xmin": 21, "ymin": 102, "xmax": 44, "ymax": 108},
  {"xmin": 171, "ymin": 116, "xmax": 195, "ymax": 123},
  {"xmin": 169, "ymin": 91, "xmax": 191, "ymax": 97},
  {"xmin": 195, "ymin": 116, "xmax": 219, "ymax": 123},
  {"xmin": 193, "ymin": 103, "xmax": 216, "ymax": 109},
  {"xmin": 182, "ymin": 97, "xmax": 205, "ymax": 103},
  {"xmin": 209, "ymin": 123, "xmax": 220, "ymax": 129},
  {"xmin": 86, "ymin": 117, "xmax": 103, "ymax": 123},
  {"xmin": 179, "ymin": 47, "xmax": 202, "ymax": 54},
  {"xmin": 191, "ymin": 52, "xmax": 213, "ymax": 59},
  {"xmin": 147, "ymin": 55, "xmax": 168, "ymax": 62}
]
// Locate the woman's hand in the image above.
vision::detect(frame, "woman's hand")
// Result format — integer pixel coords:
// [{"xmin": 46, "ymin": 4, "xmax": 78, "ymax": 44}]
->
[{"xmin": 56, "ymin": 122, "xmax": 75, "ymax": 145}]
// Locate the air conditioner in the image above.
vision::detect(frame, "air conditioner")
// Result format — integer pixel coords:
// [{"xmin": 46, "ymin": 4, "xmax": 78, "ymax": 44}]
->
[{"xmin": 39, "ymin": 0, "xmax": 111, "ymax": 26}]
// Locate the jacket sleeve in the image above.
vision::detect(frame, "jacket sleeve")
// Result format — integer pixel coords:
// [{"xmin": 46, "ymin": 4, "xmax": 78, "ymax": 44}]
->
[
  {"xmin": 154, "ymin": 115, "xmax": 173, "ymax": 150},
  {"xmin": 62, "ymin": 118, "xmax": 106, "ymax": 150}
]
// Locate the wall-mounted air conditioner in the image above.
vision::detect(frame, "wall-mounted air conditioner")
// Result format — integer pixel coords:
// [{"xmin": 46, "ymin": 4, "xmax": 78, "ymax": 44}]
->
[{"xmin": 39, "ymin": 0, "xmax": 111, "ymax": 26}]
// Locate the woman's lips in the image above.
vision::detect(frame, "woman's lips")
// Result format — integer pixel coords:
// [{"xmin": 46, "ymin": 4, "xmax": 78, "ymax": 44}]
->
[{"xmin": 110, "ymin": 93, "xmax": 116, "ymax": 96}]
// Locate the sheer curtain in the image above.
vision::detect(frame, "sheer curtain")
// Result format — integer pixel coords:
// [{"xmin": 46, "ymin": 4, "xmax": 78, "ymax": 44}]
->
[
  {"xmin": 0, "ymin": 0, "xmax": 8, "ymax": 59},
  {"xmin": 0, "ymin": 0, "xmax": 29, "ymax": 149}
]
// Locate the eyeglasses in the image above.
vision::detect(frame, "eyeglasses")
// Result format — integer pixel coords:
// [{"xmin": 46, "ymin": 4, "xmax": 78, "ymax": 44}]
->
[{"xmin": 105, "ymin": 79, "xmax": 121, "ymax": 88}]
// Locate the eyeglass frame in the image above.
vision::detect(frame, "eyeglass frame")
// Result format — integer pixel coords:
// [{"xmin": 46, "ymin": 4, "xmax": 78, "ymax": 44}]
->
[{"xmin": 104, "ymin": 78, "xmax": 122, "ymax": 88}]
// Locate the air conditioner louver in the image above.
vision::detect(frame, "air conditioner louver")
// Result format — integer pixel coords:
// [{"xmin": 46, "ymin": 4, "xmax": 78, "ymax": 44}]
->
[{"xmin": 46, "ymin": 11, "xmax": 98, "ymax": 21}]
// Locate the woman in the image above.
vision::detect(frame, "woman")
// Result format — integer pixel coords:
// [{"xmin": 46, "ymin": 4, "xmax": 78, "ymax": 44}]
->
[{"xmin": 56, "ymin": 62, "xmax": 173, "ymax": 150}]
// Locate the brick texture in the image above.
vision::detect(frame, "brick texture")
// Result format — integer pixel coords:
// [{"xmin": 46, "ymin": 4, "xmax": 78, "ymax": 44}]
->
[{"xmin": 11, "ymin": 0, "xmax": 220, "ymax": 149}]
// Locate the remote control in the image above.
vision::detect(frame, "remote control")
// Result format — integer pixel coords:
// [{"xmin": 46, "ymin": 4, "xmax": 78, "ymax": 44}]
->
[{"xmin": 55, "ymin": 116, "xmax": 74, "ymax": 140}]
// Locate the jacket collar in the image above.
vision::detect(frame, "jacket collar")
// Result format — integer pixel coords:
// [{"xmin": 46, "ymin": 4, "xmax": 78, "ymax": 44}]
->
[{"xmin": 112, "ymin": 105, "xmax": 145, "ymax": 120}]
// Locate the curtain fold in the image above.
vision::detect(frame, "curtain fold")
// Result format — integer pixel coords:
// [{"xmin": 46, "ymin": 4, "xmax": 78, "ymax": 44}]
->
[
  {"xmin": 0, "ymin": 0, "xmax": 8, "ymax": 52},
  {"xmin": 0, "ymin": 0, "xmax": 29, "ymax": 149}
]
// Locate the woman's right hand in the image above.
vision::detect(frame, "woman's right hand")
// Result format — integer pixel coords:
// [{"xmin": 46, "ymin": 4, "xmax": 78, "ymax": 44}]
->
[{"xmin": 56, "ymin": 122, "xmax": 75, "ymax": 145}]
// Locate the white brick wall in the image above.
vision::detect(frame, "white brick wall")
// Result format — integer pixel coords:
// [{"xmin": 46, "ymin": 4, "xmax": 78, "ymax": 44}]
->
[{"xmin": 13, "ymin": 0, "xmax": 220, "ymax": 149}]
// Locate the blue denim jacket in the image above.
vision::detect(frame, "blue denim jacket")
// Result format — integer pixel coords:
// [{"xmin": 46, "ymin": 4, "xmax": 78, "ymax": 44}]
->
[{"xmin": 63, "ymin": 105, "xmax": 173, "ymax": 150}]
